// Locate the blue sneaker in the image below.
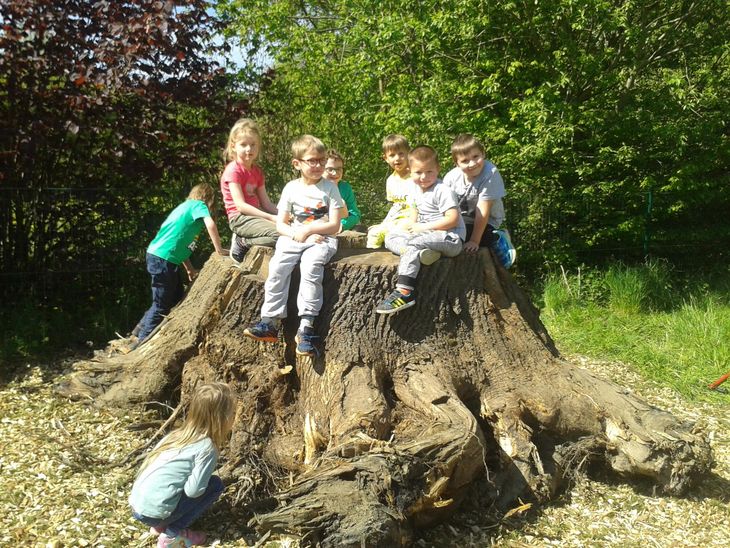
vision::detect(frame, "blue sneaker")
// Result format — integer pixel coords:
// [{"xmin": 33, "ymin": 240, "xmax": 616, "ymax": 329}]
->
[
  {"xmin": 376, "ymin": 289, "xmax": 415, "ymax": 314},
  {"xmin": 243, "ymin": 321, "xmax": 278, "ymax": 343},
  {"xmin": 295, "ymin": 327, "xmax": 320, "ymax": 357},
  {"xmin": 492, "ymin": 229, "xmax": 516, "ymax": 269}
]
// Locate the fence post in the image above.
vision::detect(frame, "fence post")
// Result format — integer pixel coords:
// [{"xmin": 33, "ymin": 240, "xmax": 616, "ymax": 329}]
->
[{"xmin": 643, "ymin": 189, "xmax": 653, "ymax": 258}]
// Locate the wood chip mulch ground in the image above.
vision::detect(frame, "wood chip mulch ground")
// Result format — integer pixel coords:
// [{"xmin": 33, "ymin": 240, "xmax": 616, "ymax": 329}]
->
[{"xmin": 1, "ymin": 356, "xmax": 728, "ymax": 547}]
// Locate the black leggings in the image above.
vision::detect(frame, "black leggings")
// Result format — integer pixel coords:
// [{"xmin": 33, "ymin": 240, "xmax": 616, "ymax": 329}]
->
[{"xmin": 465, "ymin": 223, "xmax": 499, "ymax": 247}]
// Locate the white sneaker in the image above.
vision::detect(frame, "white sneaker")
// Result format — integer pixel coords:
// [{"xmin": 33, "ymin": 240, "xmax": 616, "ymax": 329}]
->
[{"xmin": 419, "ymin": 249, "xmax": 442, "ymax": 266}]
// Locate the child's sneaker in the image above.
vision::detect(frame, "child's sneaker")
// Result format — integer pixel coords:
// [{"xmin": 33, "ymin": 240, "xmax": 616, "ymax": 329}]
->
[
  {"xmin": 243, "ymin": 321, "xmax": 279, "ymax": 343},
  {"xmin": 376, "ymin": 289, "xmax": 415, "ymax": 314},
  {"xmin": 419, "ymin": 249, "xmax": 442, "ymax": 266},
  {"xmin": 157, "ymin": 529, "xmax": 206, "ymax": 547},
  {"xmin": 157, "ymin": 533, "xmax": 184, "ymax": 548},
  {"xmin": 491, "ymin": 229, "xmax": 517, "ymax": 269},
  {"xmin": 295, "ymin": 327, "xmax": 321, "ymax": 357},
  {"xmin": 230, "ymin": 235, "xmax": 248, "ymax": 264}
]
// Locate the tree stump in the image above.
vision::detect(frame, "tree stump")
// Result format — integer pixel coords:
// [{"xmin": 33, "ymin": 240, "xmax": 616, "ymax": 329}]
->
[{"xmin": 57, "ymin": 235, "xmax": 712, "ymax": 547}]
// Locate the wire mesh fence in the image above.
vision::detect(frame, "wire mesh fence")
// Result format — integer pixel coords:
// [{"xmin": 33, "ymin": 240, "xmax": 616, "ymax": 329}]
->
[{"xmin": 1, "ymin": 186, "xmax": 728, "ymax": 307}]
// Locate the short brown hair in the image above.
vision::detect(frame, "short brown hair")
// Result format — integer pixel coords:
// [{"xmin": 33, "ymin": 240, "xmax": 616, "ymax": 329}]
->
[
  {"xmin": 188, "ymin": 183, "xmax": 216, "ymax": 212},
  {"xmin": 382, "ymin": 134, "xmax": 410, "ymax": 154},
  {"xmin": 292, "ymin": 135, "xmax": 326, "ymax": 159},
  {"xmin": 408, "ymin": 145, "xmax": 439, "ymax": 166},
  {"xmin": 326, "ymin": 149, "xmax": 344, "ymax": 166},
  {"xmin": 450, "ymin": 134, "xmax": 485, "ymax": 161}
]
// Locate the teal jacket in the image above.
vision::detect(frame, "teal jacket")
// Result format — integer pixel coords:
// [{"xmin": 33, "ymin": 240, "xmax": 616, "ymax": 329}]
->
[{"xmin": 337, "ymin": 180, "xmax": 361, "ymax": 230}]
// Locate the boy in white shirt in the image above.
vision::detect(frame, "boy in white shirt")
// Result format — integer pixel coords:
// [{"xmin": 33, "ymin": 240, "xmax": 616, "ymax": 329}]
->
[{"xmin": 244, "ymin": 135, "xmax": 345, "ymax": 357}]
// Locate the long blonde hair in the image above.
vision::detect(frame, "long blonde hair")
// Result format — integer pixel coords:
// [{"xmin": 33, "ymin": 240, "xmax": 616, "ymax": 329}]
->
[
  {"xmin": 139, "ymin": 382, "xmax": 236, "ymax": 473},
  {"xmin": 225, "ymin": 118, "xmax": 261, "ymax": 162}
]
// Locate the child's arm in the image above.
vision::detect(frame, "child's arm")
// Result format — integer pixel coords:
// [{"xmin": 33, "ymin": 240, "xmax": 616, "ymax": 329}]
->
[
  {"xmin": 464, "ymin": 199, "xmax": 494, "ymax": 253},
  {"xmin": 184, "ymin": 447, "xmax": 217, "ymax": 498},
  {"xmin": 410, "ymin": 207, "xmax": 459, "ymax": 233},
  {"xmin": 340, "ymin": 183, "xmax": 361, "ymax": 231},
  {"xmin": 256, "ymin": 186, "xmax": 279, "ymax": 217},
  {"xmin": 204, "ymin": 216, "xmax": 229, "ymax": 256},
  {"xmin": 230, "ymin": 182, "xmax": 277, "ymax": 222},
  {"xmin": 182, "ymin": 259, "xmax": 198, "ymax": 281},
  {"xmin": 305, "ymin": 204, "xmax": 343, "ymax": 242}
]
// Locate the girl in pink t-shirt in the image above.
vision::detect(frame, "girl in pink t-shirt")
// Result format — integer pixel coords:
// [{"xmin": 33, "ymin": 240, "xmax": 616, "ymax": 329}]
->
[{"xmin": 220, "ymin": 118, "xmax": 279, "ymax": 260}]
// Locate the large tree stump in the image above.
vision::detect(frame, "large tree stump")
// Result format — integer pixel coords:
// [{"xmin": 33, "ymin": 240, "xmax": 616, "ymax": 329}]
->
[{"xmin": 58, "ymin": 236, "xmax": 712, "ymax": 546}]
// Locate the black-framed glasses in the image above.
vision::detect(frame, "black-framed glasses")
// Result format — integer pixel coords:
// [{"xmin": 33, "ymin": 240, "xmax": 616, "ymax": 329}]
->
[
  {"xmin": 299, "ymin": 157, "xmax": 326, "ymax": 167},
  {"xmin": 324, "ymin": 166, "xmax": 343, "ymax": 173}
]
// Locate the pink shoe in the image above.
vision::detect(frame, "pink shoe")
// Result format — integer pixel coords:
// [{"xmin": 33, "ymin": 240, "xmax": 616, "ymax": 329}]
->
[{"xmin": 157, "ymin": 534, "xmax": 183, "ymax": 548}]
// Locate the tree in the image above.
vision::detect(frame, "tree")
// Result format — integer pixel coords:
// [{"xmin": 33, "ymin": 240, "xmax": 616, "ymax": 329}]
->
[
  {"xmin": 58, "ymin": 243, "xmax": 712, "ymax": 546},
  {"xmin": 219, "ymin": 0, "xmax": 730, "ymax": 268},
  {"xmin": 0, "ymin": 0, "xmax": 238, "ymax": 289}
]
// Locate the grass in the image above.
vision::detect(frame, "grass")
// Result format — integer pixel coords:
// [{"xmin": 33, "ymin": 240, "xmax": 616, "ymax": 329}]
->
[{"xmin": 540, "ymin": 260, "xmax": 730, "ymax": 401}]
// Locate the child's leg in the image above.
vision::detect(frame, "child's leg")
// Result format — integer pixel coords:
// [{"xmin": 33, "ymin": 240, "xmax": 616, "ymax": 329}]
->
[
  {"xmin": 383, "ymin": 229, "xmax": 411, "ymax": 256},
  {"xmin": 366, "ymin": 223, "xmax": 387, "ymax": 249},
  {"xmin": 396, "ymin": 232, "xmax": 463, "ymax": 288},
  {"xmin": 162, "ymin": 475, "xmax": 224, "ymax": 536},
  {"xmin": 296, "ymin": 237, "xmax": 338, "ymax": 319},
  {"xmin": 230, "ymin": 214, "xmax": 278, "ymax": 247},
  {"xmin": 137, "ymin": 254, "xmax": 181, "ymax": 342},
  {"xmin": 260, "ymin": 237, "xmax": 305, "ymax": 321}
]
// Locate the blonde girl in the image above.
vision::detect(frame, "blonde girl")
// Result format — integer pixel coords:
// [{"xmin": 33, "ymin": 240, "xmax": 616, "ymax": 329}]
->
[
  {"xmin": 135, "ymin": 184, "xmax": 228, "ymax": 345},
  {"xmin": 130, "ymin": 382, "xmax": 236, "ymax": 547},
  {"xmin": 220, "ymin": 118, "xmax": 279, "ymax": 261}
]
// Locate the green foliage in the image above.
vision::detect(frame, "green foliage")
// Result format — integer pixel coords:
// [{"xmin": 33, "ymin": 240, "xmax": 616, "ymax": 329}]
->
[
  {"xmin": 220, "ymin": 0, "xmax": 730, "ymax": 268},
  {"xmin": 541, "ymin": 262, "xmax": 730, "ymax": 401}
]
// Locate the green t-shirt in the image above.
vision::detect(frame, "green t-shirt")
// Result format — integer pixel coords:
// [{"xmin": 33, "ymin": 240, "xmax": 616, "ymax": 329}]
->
[
  {"xmin": 147, "ymin": 200, "xmax": 210, "ymax": 265},
  {"xmin": 337, "ymin": 180, "xmax": 361, "ymax": 230}
]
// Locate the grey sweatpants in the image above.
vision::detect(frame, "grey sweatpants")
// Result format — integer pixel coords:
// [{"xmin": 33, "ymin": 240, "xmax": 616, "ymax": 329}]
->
[
  {"xmin": 229, "ymin": 214, "xmax": 278, "ymax": 247},
  {"xmin": 261, "ymin": 235, "xmax": 338, "ymax": 320},
  {"xmin": 385, "ymin": 230, "xmax": 463, "ymax": 280}
]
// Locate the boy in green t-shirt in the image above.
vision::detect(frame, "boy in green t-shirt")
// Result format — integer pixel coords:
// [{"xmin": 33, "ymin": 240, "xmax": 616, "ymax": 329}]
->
[
  {"xmin": 324, "ymin": 149, "xmax": 363, "ymax": 232},
  {"xmin": 135, "ymin": 184, "xmax": 228, "ymax": 344}
]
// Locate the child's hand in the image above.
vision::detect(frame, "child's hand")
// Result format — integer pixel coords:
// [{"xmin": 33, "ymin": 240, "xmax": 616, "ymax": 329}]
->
[
  {"xmin": 305, "ymin": 234, "xmax": 324, "ymax": 244},
  {"xmin": 186, "ymin": 268, "xmax": 199, "ymax": 282},
  {"xmin": 464, "ymin": 241, "xmax": 479, "ymax": 253},
  {"xmin": 292, "ymin": 228, "xmax": 310, "ymax": 242}
]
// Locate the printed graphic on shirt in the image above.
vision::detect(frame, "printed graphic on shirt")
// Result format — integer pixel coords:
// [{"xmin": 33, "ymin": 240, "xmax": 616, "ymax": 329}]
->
[{"xmin": 294, "ymin": 202, "xmax": 329, "ymax": 225}]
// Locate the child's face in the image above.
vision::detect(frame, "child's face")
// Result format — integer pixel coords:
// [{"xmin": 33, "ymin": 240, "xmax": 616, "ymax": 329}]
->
[
  {"xmin": 383, "ymin": 148, "xmax": 409, "ymax": 176},
  {"xmin": 293, "ymin": 148, "xmax": 326, "ymax": 183},
  {"xmin": 324, "ymin": 158, "xmax": 344, "ymax": 184},
  {"xmin": 233, "ymin": 134, "xmax": 260, "ymax": 167},
  {"xmin": 454, "ymin": 147, "xmax": 485, "ymax": 180},
  {"xmin": 410, "ymin": 157, "xmax": 439, "ymax": 191}
]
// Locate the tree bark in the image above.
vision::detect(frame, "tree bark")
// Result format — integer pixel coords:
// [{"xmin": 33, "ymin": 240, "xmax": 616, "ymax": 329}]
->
[{"xmin": 57, "ymin": 236, "xmax": 712, "ymax": 546}]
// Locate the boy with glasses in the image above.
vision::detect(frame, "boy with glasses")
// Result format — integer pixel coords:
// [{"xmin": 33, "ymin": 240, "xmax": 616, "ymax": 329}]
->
[
  {"xmin": 324, "ymin": 149, "xmax": 362, "ymax": 232},
  {"xmin": 244, "ymin": 135, "xmax": 345, "ymax": 357}
]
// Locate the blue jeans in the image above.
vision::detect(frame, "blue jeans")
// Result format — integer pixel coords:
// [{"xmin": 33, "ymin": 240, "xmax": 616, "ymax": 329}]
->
[
  {"xmin": 137, "ymin": 253, "xmax": 184, "ymax": 342},
  {"xmin": 132, "ymin": 475, "xmax": 224, "ymax": 536}
]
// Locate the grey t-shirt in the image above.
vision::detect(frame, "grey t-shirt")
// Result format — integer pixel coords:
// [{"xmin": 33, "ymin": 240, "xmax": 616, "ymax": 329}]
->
[
  {"xmin": 129, "ymin": 437, "xmax": 218, "ymax": 519},
  {"xmin": 442, "ymin": 161, "xmax": 505, "ymax": 228},
  {"xmin": 278, "ymin": 177, "xmax": 344, "ymax": 228},
  {"xmin": 412, "ymin": 180, "xmax": 466, "ymax": 241}
]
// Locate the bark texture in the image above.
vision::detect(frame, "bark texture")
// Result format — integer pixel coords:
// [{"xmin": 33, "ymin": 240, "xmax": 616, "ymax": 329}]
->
[{"xmin": 57, "ymin": 235, "xmax": 712, "ymax": 546}]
